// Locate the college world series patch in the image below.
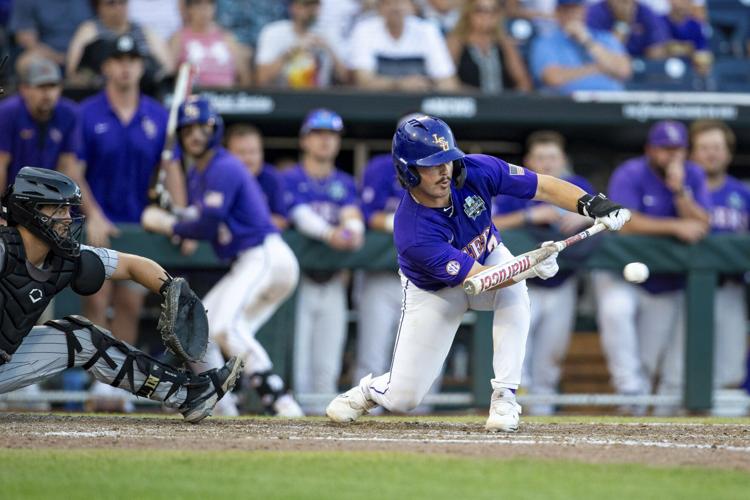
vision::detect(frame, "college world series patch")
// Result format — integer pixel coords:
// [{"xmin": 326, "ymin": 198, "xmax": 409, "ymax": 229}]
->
[{"xmin": 463, "ymin": 195, "xmax": 486, "ymax": 220}]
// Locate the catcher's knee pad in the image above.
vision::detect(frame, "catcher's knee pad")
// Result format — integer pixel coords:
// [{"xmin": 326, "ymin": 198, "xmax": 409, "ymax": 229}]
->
[{"xmin": 46, "ymin": 315, "xmax": 190, "ymax": 400}]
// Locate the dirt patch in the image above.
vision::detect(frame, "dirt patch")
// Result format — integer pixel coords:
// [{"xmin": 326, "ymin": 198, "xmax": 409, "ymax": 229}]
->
[{"xmin": 1, "ymin": 414, "xmax": 749, "ymax": 471}]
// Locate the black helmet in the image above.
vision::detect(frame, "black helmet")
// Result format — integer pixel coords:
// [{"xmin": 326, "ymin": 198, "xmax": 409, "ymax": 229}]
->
[{"xmin": 2, "ymin": 167, "xmax": 85, "ymax": 257}]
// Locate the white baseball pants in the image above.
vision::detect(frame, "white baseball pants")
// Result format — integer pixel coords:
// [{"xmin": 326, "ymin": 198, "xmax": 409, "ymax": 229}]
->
[{"xmin": 714, "ymin": 282, "xmax": 748, "ymax": 388}]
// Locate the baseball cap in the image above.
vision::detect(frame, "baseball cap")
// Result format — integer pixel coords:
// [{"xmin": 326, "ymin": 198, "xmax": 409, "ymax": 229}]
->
[
  {"xmin": 300, "ymin": 109, "xmax": 344, "ymax": 135},
  {"xmin": 103, "ymin": 34, "xmax": 144, "ymax": 60},
  {"xmin": 647, "ymin": 120, "xmax": 688, "ymax": 148},
  {"xmin": 556, "ymin": 0, "xmax": 586, "ymax": 6},
  {"xmin": 21, "ymin": 57, "xmax": 62, "ymax": 86}
]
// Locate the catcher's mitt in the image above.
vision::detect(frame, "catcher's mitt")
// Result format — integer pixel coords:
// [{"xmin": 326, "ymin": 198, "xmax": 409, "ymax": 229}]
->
[{"xmin": 157, "ymin": 276, "xmax": 209, "ymax": 363}]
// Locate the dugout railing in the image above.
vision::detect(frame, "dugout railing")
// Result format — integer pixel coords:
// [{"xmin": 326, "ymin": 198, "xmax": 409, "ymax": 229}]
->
[{"xmin": 36, "ymin": 226, "xmax": 749, "ymax": 413}]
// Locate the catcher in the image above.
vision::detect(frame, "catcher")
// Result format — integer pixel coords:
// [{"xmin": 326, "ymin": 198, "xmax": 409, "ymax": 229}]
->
[{"xmin": 0, "ymin": 166, "xmax": 242, "ymax": 423}]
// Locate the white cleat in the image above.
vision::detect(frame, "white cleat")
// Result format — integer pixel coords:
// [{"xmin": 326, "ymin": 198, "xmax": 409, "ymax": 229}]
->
[
  {"xmin": 485, "ymin": 389, "xmax": 522, "ymax": 432},
  {"xmin": 326, "ymin": 376, "xmax": 377, "ymax": 423},
  {"xmin": 273, "ymin": 394, "xmax": 305, "ymax": 418}
]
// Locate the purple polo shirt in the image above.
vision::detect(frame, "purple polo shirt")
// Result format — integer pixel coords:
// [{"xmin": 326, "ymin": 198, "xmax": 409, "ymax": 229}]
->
[
  {"xmin": 608, "ymin": 156, "xmax": 711, "ymax": 293},
  {"xmin": 79, "ymin": 91, "xmax": 167, "ymax": 223},
  {"xmin": 173, "ymin": 148, "xmax": 278, "ymax": 261},
  {"xmin": 360, "ymin": 153, "xmax": 405, "ymax": 224},
  {"xmin": 0, "ymin": 95, "xmax": 80, "ymax": 184},
  {"xmin": 256, "ymin": 163, "xmax": 288, "ymax": 218},
  {"xmin": 395, "ymin": 154, "xmax": 538, "ymax": 291},
  {"xmin": 708, "ymin": 175, "xmax": 750, "ymax": 234},
  {"xmin": 282, "ymin": 164, "xmax": 358, "ymax": 225},
  {"xmin": 586, "ymin": 1, "xmax": 670, "ymax": 57}
]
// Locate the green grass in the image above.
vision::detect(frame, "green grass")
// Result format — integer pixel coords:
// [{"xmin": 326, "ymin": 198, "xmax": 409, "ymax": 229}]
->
[{"xmin": 2, "ymin": 449, "xmax": 749, "ymax": 500}]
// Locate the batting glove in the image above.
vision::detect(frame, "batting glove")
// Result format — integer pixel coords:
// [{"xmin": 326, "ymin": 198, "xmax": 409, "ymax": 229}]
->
[
  {"xmin": 532, "ymin": 241, "xmax": 560, "ymax": 280},
  {"xmin": 577, "ymin": 193, "xmax": 631, "ymax": 231}
]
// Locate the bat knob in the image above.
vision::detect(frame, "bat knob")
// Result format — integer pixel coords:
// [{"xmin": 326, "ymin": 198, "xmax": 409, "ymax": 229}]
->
[{"xmin": 463, "ymin": 280, "xmax": 478, "ymax": 296}]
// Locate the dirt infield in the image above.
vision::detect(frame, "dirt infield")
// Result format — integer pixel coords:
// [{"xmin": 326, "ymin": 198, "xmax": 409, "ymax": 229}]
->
[{"xmin": 1, "ymin": 413, "xmax": 749, "ymax": 470}]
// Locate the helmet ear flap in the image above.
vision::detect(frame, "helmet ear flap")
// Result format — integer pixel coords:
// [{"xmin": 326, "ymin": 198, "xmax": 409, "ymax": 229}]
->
[{"xmin": 452, "ymin": 159, "xmax": 467, "ymax": 189}]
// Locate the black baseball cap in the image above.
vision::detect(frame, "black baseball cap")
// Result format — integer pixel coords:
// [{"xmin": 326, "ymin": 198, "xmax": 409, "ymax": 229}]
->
[{"xmin": 103, "ymin": 34, "xmax": 144, "ymax": 60}]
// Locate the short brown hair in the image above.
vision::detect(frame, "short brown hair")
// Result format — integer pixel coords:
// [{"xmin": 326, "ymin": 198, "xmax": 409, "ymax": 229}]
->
[
  {"xmin": 689, "ymin": 120, "xmax": 736, "ymax": 153},
  {"xmin": 526, "ymin": 130, "xmax": 566, "ymax": 153},
  {"xmin": 224, "ymin": 123, "xmax": 263, "ymax": 147}
]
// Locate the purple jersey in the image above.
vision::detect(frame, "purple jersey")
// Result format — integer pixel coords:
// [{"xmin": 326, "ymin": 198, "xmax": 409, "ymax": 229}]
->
[
  {"xmin": 256, "ymin": 163, "xmax": 288, "ymax": 218},
  {"xmin": 395, "ymin": 154, "xmax": 538, "ymax": 291},
  {"xmin": 608, "ymin": 156, "xmax": 711, "ymax": 293},
  {"xmin": 79, "ymin": 91, "xmax": 167, "ymax": 223},
  {"xmin": 0, "ymin": 95, "xmax": 80, "ymax": 184},
  {"xmin": 173, "ymin": 148, "xmax": 277, "ymax": 261},
  {"xmin": 360, "ymin": 153, "xmax": 405, "ymax": 224},
  {"xmin": 587, "ymin": 1, "xmax": 670, "ymax": 57},
  {"xmin": 282, "ymin": 164, "xmax": 358, "ymax": 224},
  {"xmin": 708, "ymin": 176, "xmax": 750, "ymax": 234},
  {"xmin": 662, "ymin": 15, "xmax": 708, "ymax": 52}
]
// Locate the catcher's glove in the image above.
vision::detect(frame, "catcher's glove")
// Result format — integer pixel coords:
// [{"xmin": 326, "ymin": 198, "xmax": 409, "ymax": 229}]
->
[{"xmin": 158, "ymin": 276, "xmax": 209, "ymax": 363}]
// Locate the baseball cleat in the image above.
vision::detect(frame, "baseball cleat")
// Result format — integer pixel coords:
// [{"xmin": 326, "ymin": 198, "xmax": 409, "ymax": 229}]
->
[
  {"xmin": 485, "ymin": 389, "xmax": 522, "ymax": 432},
  {"xmin": 273, "ymin": 394, "xmax": 305, "ymax": 418},
  {"xmin": 180, "ymin": 356, "xmax": 244, "ymax": 423},
  {"xmin": 326, "ymin": 376, "xmax": 377, "ymax": 423}
]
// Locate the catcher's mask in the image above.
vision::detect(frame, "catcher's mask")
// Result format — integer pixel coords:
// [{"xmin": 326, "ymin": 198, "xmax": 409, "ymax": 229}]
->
[{"xmin": 2, "ymin": 166, "xmax": 85, "ymax": 257}]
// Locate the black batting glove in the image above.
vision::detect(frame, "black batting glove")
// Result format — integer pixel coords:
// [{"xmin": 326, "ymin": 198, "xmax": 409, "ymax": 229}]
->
[{"xmin": 577, "ymin": 193, "xmax": 622, "ymax": 218}]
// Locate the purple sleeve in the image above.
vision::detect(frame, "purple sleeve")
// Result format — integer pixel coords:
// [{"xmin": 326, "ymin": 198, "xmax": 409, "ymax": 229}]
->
[
  {"xmin": 495, "ymin": 159, "xmax": 538, "ymax": 199},
  {"xmin": 173, "ymin": 173, "xmax": 238, "ymax": 240},
  {"xmin": 607, "ymin": 164, "xmax": 642, "ymax": 210},
  {"xmin": 341, "ymin": 175, "xmax": 358, "ymax": 207},
  {"xmin": 643, "ymin": 6, "xmax": 670, "ymax": 46},
  {"xmin": 692, "ymin": 20, "xmax": 709, "ymax": 51},
  {"xmin": 403, "ymin": 242, "xmax": 476, "ymax": 288},
  {"xmin": 586, "ymin": 2, "xmax": 611, "ymax": 31},
  {"xmin": 268, "ymin": 174, "xmax": 288, "ymax": 217}
]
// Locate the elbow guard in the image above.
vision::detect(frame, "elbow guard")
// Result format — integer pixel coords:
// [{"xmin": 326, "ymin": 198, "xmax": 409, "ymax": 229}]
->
[{"xmin": 72, "ymin": 249, "xmax": 106, "ymax": 296}]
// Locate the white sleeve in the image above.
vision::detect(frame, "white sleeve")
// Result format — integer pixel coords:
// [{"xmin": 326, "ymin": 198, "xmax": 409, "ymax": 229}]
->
[
  {"xmin": 79, "ymin": 244, "xmax": 119, "ymax": 280},
  {"xmin": 290, "ymin": 205, "xmax": 334, "ymax": 242},
  {"xmin": 423, "ymin": 23, "xmax": 456, "ymax": 79},
  {"xmin": 347, "ymin": 21, "xmax": 376, "ymax": 71},
  {"xmin": 256, "ymin": 23, "xmax": 287, "ymax": 65}
]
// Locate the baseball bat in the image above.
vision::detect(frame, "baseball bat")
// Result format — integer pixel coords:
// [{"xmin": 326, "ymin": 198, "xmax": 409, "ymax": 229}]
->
[
  {"xmin": 150, "ymin": 62, "xmax": 195, "ymax": 211},
  {"xmin": 463, "ymin": 222, "xmax": 607, "ymax": 296}
]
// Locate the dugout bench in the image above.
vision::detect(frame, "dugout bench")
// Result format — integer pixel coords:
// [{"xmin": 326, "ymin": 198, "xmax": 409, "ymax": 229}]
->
[{"xmin": 55, "ymin": 226, "xmax": 750, "ymax": 412}]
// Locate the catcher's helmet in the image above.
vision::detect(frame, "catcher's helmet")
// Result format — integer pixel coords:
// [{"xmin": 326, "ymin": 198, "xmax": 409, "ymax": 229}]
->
[
  {"xmin": 392, "ymin": 115, "xmax": 466, "ymax": 188},
  {"xmin": 2, "ymin": 167, "xmax": 84, "ymax": 257},
  {"xmin": 177, "ymin": 95, "xmax": 224, "ymax": 150}
]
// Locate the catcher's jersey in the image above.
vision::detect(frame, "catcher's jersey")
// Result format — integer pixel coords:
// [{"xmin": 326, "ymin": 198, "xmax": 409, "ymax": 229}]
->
[{"xmin": 394, "ymin": 154, "xmax": 538, "ymax": 291}]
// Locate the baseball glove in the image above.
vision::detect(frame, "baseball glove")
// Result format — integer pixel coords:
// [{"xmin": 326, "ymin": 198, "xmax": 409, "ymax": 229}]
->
[{"xmin": 157, "ymin": 276, "xmax": 209, "ymax": 363}]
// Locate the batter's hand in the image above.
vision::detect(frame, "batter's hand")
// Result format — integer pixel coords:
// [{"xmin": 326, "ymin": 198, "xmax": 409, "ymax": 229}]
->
[
  {"xmin": 577, "ymin": 193, "xmax": 631, "ymax": 231},
  {"xmin": 142, "ymin": 205, "xmax": 177, "ymax": 235},
  {"xmin": 533, "ymin": 241, "xmax": 560, "ymax": 280}
]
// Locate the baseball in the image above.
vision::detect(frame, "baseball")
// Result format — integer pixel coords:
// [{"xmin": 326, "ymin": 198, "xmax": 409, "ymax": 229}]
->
[{"xmin": 623, "ymin": 262, "xmax": 649, "ymax": 283}]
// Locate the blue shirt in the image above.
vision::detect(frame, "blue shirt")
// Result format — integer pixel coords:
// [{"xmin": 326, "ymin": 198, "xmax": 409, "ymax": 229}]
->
[
  {"xmin": 173, "ymin": 148, "xmax": 278, "ymax": 261},
  {"xmin": 9, "ymin": 0, "xmax": 92, "ymax": 55},
  {"xmin": 708, "ymin": 176, "xmax": 750, "ymax": 234},
  {"xmin": 0, "ymin": 95, "xmax": 80, "ymax": 184},
  {"xmin": 360, "ymin": 153, "xmax": 405, "ymax": 224},
  {"xmin": 662, "ymin": 15, "xmax": 708, "ymax": 52},
  {"xmin": 530, "ymin": 24, "xmax": 626, "ymax": 95},
  {"xmin": 79, "ymin": 91, "xmax": 167, "ymax": 223},
  {"xmin": 493, "ymin": 173, "xmax": 595, "ymax": 288},
  {"xmin": 256, "ymin": 163, "xmax": 288, "ymax": 218},
  {"xmin": 394, "ymin": 154, "xmax": 538, "ymax": 291},
  {"xmin": 586, "ymin": 1, "xmax": 669, "ymax": 58},
  {"xmin": 282, "ymin": 164, "xmax": 358, "ymax": 224}
]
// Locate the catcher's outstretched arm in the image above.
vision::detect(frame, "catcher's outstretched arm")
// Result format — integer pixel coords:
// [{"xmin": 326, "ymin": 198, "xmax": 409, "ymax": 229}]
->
[{"xmin": 110, "ymin": 252, "xmax": 171, "ymax": 294}]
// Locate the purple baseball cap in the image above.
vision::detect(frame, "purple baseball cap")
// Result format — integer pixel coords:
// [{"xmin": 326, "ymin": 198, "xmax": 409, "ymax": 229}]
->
[{"xmin": 647, "ymin": 120, "xmax": 688, "ymax": 148}]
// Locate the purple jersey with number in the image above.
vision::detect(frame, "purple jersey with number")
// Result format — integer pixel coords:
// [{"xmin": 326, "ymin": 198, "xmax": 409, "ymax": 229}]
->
[
  {"xmin": 708, "ymin": 176, "xmax": 750, "ymax": 234},
  {"xmin": 256, "ymin": 162, "xmax": 288, "ymax": 218},
  {"xmin": 172, "ymin": 147, "xmax": 277, "ymax": 261},
  {"xmin": 394, "ymin": 154, "xmax": 538, "ymax": 291},
  {"xmin": 282, "ymin": 164, "xmax": 358, "ymax": 224},
  {"xmin": 0, "ymin": 95, "xmax": 80, "ymax": 184},
  {"xmin": 608, "ymin": 156, "xmax": 711, "ymax": 293},
  {"xmin": 360, "ymin": 153, "xmax": 405, "ymax": 224}
]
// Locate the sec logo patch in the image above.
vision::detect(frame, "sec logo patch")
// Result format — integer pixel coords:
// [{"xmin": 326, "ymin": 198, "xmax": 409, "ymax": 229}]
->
[{"xmin": 445, "ymin": 260, "xmax": 461, "ymax": 276}]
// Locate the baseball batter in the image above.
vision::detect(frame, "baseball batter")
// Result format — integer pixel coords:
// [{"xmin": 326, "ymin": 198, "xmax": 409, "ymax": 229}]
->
[
  {"xmin": 0, "ymin": 167, "xmax": 242, "ymax": 423},
  {"xmin": 142, "ymin": 96, "xmax": 303, "ymax": 417},
  {"xmin": 282, "ymin": 109, "xmax": 364, "ymax": 414},
  {"xmin": 592, "ymin": 120, "xmax": 710, "ymax": 414},
  {"xmin": 690, "ymin": 120, "xmax": 750, "ymax": 389},
  {"xmin": 492, "ymin": 131, "xmax": 595, "ymax": 415},
  {"xmin": 326, "ymin": 115, "xmax": 629, "ymax": 431}
]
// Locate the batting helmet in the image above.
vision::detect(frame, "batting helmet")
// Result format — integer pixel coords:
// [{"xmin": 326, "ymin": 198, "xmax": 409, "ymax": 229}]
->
[
  {"xmin": 392, "ymin": 115, "xmax": 466, "ymax": 188},
  {"xmin": 177, "ymin": 95, "xmax": 224, "ymax": 150},
  {"xmin": 2, "ymin": 167, "xmax": 84, "ymax": 257},
  {"xmin": 300, "ymin": 108, "xmax": 344, "ymax": 135}
]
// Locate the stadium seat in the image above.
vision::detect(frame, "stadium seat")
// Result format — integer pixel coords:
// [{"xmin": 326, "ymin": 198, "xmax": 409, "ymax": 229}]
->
[
  {"xmin": 626, "ymin": 58, "xmax": 705, "ymax": 91},
  {"xmin": 711, "ymin": 58, "xmax": 750, "ymax": 92},
  {"xmin": 707, "ymin": 0, "xmax": 750, "ymax": 58}
]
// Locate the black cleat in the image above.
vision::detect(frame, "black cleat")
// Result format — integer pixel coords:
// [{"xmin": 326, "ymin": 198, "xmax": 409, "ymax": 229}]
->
[{"xmin": 180, "ymin": 356, "xmax": 244, "ymax": 423}]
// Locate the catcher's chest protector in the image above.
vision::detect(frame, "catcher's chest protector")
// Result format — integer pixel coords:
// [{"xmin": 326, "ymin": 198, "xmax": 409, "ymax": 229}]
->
[{"xmin": 0, "ymin": 227, "xmax": 76, "ymax": 357}]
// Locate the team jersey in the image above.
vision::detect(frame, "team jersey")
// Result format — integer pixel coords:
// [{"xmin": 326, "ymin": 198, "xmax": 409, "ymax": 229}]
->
[
  {"xmin": 282, "ymin": 164, "xmax": 358, "ymax": 224},
  {"xmin": 256, "ymin": 163, "xmax": 288, "ymax": 218},
  {"xmin": 608, "ymin": 156, "xmax": 711, "ymax": 294},
  {"xmin": 172, "ymin": 147, "xmax": 277, "ymax": 261},
  {"xmin": 78, "ymin": 91, "xmax": 167, "ymax": 223},
  {"xmin": 394, "ymin": 154, "xmax": 538, "ymax": 291},
  {"xmin": 493, "ymin": 173, "xmax": 595, "ymax": 288},
  {"xmin": 0, "ymin": 95, "xmax": 80, "ymax": 184},
  {"xmin": 360, "ymin": 153, "xmax": 404, "ymax": 223},
  {"xmin": 707, "ymin": 175, "xmax": 750, "ymax": 234}
]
